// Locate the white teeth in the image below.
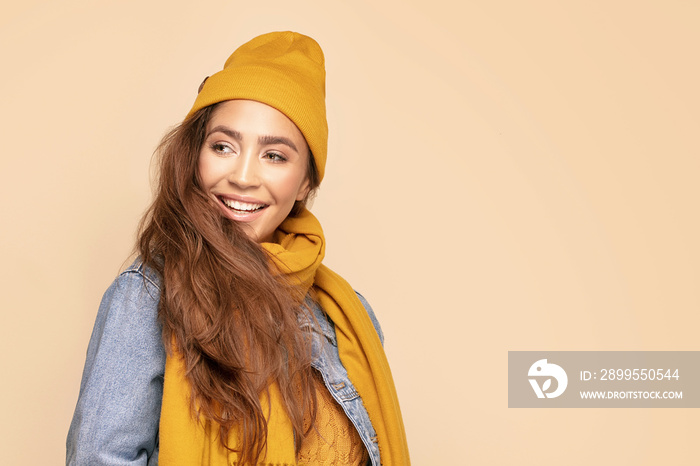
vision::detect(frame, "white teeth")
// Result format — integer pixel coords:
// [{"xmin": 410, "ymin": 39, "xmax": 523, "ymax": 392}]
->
[{"xmin": 221, "ymin": 198, "xmax": 265, "ymax": 212}]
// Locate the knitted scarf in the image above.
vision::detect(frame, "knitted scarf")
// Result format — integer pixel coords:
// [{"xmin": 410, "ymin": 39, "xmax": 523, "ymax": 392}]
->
[{"xmin": 158, "ymin": 208, "xmax": 410, "ymax": 465}]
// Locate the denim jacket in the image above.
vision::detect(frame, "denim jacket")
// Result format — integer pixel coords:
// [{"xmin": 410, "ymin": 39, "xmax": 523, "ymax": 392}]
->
[{"xmin": 67, "ymin": 260, "xmax": 384, "ymax": 466}]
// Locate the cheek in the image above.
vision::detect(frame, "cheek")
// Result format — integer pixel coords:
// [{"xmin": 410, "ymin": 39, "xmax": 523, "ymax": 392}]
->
[
  {"xmin": 197, "ymin": 154, "xmax": 217, "ymax": 189},
  {"xmin": 270, "ymin": 170, "xmax": 308, "ymax": 205}
]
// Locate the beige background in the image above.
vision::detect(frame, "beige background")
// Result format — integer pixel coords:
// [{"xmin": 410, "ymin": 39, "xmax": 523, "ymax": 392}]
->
[{"xmin": 1, "ymin": 0, "xmax": 699, "ymax": 464}]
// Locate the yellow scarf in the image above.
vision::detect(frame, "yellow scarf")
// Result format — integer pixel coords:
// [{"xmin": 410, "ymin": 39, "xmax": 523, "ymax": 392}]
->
[{"xmin": 158, "ymin": 209, "xmax": 410, "ymax": 465}]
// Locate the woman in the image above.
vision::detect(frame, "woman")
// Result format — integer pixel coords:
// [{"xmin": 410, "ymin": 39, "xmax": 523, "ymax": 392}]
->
[{"xmin": 67, "ymin": 31, "xmax": 410, "ymax": 465}]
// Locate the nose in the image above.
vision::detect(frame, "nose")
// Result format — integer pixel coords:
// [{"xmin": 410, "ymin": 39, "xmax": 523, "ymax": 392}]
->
[{"xmin": 227, "ymin": 150, "xmax": 260, "ymax": 189}]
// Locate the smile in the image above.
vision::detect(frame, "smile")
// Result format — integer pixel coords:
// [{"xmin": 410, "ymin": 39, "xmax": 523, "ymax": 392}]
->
[{"xmin": 219, "ymin": 196, "xmax": 268, "ymax": 213}]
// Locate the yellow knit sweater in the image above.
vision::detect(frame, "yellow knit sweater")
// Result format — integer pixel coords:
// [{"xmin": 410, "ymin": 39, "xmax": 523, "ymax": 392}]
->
[{"xmin": 298, "ymin": 371, "xmax": 369, "ymax": 465}]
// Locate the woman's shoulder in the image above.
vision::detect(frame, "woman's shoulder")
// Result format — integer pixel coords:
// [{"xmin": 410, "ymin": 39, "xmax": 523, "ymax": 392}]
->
[
  {"xmin": 119, "ymin": 256, "xmax": 163, "ymax": 291},
  {"xmin": 354, "ymin": 291, "xmax": 384, "ymax": 345},
  {"xmin": 93, "ymin": 256, "xmax": 164, "ymax": 346},
  {"xmin": 89, "ymin": 257, "xmax": 164, "ymax": 342},
  {"xmin": 311, "ymin": 290, "xmax": 384, "ymax": 345}
]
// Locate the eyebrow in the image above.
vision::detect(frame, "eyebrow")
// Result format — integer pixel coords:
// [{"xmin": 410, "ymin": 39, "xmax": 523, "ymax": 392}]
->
[
  {"xmin": 258, "ymin": 135, "xmax": 298, "ymax": 153},
  {"xmin": 208, "ymin": 125, "xmax": 242, "ymax": 141},
  {"xmin": 208, "ymin": 125, "xmax": 298, "ymax": 153}
]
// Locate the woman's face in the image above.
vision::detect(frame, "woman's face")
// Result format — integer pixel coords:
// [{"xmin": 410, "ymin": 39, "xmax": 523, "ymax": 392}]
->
[{"xmin": 198, "ymin": 99, "xmax": 311, "ymax": 243}]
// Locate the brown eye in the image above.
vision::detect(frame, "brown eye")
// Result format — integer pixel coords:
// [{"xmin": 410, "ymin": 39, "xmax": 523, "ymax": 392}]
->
[
  {"xmin": 263, "ymin": 151, "xmax": 287, "ymax": 162},
  {"xmin": 211, "ymin": 142, "xmax": 234, "ymax": 155}
]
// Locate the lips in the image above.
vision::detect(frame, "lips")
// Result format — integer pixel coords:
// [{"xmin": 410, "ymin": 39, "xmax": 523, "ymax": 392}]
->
[{"xmin": 218, "ymin": 196, "xmax": 268, "ymax": 213}]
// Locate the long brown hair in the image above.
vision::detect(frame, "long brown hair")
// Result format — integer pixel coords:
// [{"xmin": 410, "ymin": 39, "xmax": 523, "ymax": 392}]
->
[{"xmin": 138, "ymin": 104, "xmax": 321, "ymax": 464}]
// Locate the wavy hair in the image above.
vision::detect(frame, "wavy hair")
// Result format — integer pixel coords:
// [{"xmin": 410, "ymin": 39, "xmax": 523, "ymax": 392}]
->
[{"xmin": 137, "ymin": 104, "xmax": 321, "ymax": 465}]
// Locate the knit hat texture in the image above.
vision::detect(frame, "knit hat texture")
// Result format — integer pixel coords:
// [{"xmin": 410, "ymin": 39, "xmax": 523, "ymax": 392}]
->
[{"xmin": 187, "ymin": 31, "xmax": 328, "ymax": 181}]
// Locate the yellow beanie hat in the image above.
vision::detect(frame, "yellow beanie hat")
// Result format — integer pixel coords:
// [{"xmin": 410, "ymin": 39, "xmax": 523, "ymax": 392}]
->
[{"xmin": 187, "ymin": 31, "xmax": 328, "ymax": 181}]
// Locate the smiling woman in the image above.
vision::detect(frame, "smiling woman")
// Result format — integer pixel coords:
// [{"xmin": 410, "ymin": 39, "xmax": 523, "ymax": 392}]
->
[
  {"xmin": 199, "ymin": 100, "xmax": 312, "ymax": 243},
  {"xmin": 66, "ymin": 31, "xmax": 410, "ymax": 466}
]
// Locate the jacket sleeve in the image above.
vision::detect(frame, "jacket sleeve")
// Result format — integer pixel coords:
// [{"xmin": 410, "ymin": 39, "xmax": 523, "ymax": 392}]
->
[
  {"xmin": 355, "ymin": 291, "xmax": 384, "ymax": 346},
  {"xmin": 67, "ymin": 267, "xmax": 165, "ymax": 466}
]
